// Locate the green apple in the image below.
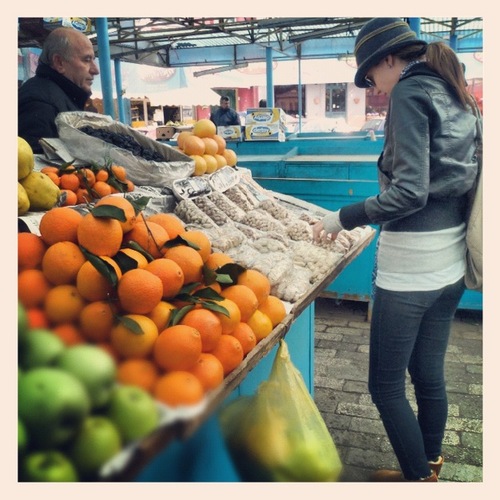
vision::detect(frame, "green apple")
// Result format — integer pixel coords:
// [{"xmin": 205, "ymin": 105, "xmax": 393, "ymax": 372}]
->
[
  {"xmin": 55, "ymin": 344, "xmax": 117, "ymax": 410},
  {"xmin": 106, "ymin": 385, "xmax": 160, "ymax": 443},
  {"xmin": 18, "ymin": 301, "xmax": 29, "ymax": 347},
  {"xmin": 18, "ymin": 418, "xmax": 28, "ymax": 455},
  {"xmin": 20, "ymin": 450, "xmax": 78, "ymax": 482},
  {"xmin": 18, "ymin": 328, "xmax": 66, "ymax": 369},
  {"xmin": 68, "ymin": 415, "xmax": 122, "ymax": 480},
  {"xmin": 18, "ymin": 367, "xmax": 91, "ymax": 449}
]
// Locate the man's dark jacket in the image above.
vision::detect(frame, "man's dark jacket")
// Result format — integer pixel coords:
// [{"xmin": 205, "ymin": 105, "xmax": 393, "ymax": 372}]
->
[
  {"xmin": 18, "ymin": 63, "xmax": 91, "ymax": 153},
  {"xmin": 209, "ymin": 107, "xmax": 241, "ymax": 127}
]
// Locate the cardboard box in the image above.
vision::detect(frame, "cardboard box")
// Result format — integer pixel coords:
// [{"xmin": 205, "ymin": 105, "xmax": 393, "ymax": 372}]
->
[
  {"xmin": 217, "ymin": 125, "xmax": 243, "ymax": 141},
  {"xmin": 245, "ymin": 108, "xmax": 286, "ymax": 127},
  {"xmin": 156, "ymin": 126, "xmax": 176, "ymax": 140},
  {"xmin": 244, "ymin": 108, "xmax": 286, "ymax": 141},
  {"xmin": 245, "ymin": 123, "xmax": 286, "ymax": 142}
]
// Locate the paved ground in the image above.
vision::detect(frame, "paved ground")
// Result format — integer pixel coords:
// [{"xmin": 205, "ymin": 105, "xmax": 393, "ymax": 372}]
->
[{"xmin": 313, "ymin": 297, "xmax": 483, "ymax": 483}]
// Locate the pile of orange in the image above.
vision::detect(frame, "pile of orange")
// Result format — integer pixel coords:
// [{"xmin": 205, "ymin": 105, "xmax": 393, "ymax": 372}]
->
[
  {"xmin": 176, "ymin": 119, "xmax": 238, "ymax": 176},
  {"xmin": 17, "ymin": 194, "xmax": 288, "ymax": 409},
  {"xmin": 41, "ymin": 163, "xmax": 135, "ymax": 207}
]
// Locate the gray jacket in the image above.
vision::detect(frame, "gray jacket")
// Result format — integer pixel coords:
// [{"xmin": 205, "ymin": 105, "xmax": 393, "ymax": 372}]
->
[{"xmin": 340, "ymin": 63, "xmax": 479, "ymax": 233}]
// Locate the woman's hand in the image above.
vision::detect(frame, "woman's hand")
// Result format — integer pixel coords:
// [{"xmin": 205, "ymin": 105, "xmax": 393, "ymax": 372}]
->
[
  {"xmin": 312, "ymin": 211, "xmax": 343, "ymax": 244},
  {"xmin": 312, "ymin": 220, "xmax": 324, "ymax": 242},
  {"xmin": 312, "ymin": 220, "xmax": 340, "ymax": 244}
]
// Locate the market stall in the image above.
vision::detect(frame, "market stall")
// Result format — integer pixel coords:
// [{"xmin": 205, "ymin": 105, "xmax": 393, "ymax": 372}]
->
[
  {"xmin": 103, "ymin": 223, "xmax": 374, "ymax": 481},
  {"xmin": 17, "ymin": 113, "xmax": 375, "ymax": 482}
]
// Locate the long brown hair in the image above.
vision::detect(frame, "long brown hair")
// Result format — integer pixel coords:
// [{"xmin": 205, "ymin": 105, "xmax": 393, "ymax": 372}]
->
[{"xmin": 396, "ymin": 41, "xmax": 476, "ymax": 111}]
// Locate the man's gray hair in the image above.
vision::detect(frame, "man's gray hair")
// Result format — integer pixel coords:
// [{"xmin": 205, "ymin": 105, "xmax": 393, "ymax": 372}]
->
[{"xmin": 38, "ymin": 28, "xmax": 75, "ymax": 66}]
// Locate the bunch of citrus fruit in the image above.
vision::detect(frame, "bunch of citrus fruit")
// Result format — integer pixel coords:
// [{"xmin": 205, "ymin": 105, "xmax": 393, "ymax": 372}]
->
[
  {"xmin": 18, "ymin": 137, "xmax": 60, "ymax": 214},
  {"xmin": 18, "ymin": 194, "xmax": 287, "ymax": 411},
  {"xmin": 176, "ymin": 119, "xmax": 238, "ymax": 176},
  {"xmin": 41, "ymin": 163, "xmax": 135, "ymax": 207}
]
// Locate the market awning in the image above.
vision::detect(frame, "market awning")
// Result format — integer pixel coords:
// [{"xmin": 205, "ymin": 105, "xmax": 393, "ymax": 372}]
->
[
  {"xmin": 135, "ymin": 85, "xmax": 221, "ymax": 106},
  {"xmin": 187, "ymin": 54, "xmax": 482, "ymax": 88},
  {"xmin": 89, "ymin": 59, "xmax": 221, "ymax": 106},
  {"xmin": 188, "ymin": 59, "xmax": 357, "ymax": 87}
]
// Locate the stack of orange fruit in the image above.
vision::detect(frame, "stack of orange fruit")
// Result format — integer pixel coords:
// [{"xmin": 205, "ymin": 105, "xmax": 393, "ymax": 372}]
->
[
  {"xmin": 41, "ymin": 163, "xmax": 135, "ymax": 207},
  {"xmin": 176, "ymin": 119, "xmax": 238, "ymax": 176},
  {"xmin": 17, "ymin": 195, "xmax": 287, "ymax": 409}
]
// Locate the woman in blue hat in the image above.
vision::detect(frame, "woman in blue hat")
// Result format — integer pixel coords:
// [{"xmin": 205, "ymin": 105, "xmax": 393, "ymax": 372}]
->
[{"xmin": 313, "ymin": 18, "xmax": 480, "ymax": 482}]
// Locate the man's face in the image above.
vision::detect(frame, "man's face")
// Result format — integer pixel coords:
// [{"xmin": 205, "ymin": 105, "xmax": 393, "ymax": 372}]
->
[
  {"xmin": 56, "ymin": 34, "xmax": 99, "ymax": 93},
  {"xmin": 220, "ymin": 99, "xmax": 230, "ymax": 110}
]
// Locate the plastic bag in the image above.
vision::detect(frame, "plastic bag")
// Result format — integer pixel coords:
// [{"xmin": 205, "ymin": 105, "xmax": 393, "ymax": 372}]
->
[
  {"xmin": 219, "ymin": 340, "xmax": 343, "ymax": 482},
  {"xmin": 55, "ymin": 111, "xmax": 194, "ymax": 188}
]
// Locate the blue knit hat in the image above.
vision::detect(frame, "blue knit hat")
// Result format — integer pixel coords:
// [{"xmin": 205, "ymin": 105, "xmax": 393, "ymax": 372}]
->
[{"xmin": 354, "ymin": 18, "xmax": 427, "ymax": 88}]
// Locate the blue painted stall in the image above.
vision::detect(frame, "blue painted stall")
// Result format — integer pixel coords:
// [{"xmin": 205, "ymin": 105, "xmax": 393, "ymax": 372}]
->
[
  {"xmin": 116, "ymin": 205, "xmax": 375, "ymax": 482},
  {"xmin": 128, "ymin": 223, "xmax": 375, "ymax": 481},
  {"xmin": 130, "ymin": 131, "xmax": 479, "ymax": 481},
  {"xmin": 226, "ymin": 133, "xmax": 482, "ymax": 311}
]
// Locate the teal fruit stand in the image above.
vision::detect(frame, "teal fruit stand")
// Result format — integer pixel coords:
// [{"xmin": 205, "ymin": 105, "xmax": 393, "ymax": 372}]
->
[
  {"xmin": 226, "ymin": 131, "xmax": 483, "ymax": 311},
  {"xmin": 105, "ymin": 130, "xmax": 480, "ymax": 481},
  {"xmin": 102, "ymin": 222, "xmax": 375, "ymax": 482}
]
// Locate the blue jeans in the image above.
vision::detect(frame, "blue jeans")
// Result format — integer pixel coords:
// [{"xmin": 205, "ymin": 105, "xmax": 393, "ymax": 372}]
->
[{"xmin": 368, "ymin": 278, "xmax": 465, "ymax": 480}]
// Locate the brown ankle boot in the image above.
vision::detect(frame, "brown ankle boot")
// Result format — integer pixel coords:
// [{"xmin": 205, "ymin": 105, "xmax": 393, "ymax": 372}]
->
[
  {"xmin": 428, "ymin": 456, "xmax": 444, "ymax": 477},
  {"xmin": 370, "ymin": 469, "xmax": 438, "ymax": 482}
]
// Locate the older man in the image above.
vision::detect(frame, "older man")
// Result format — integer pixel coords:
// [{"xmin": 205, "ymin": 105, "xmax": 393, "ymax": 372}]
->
[{"xmin": 18, "ymin": 27, "xmax": 100, "ymax": 153}]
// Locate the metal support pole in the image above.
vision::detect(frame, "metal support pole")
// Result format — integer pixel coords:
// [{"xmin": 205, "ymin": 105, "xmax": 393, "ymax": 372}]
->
[
  {"xmin": 266, "ymin": 46, "xmax": 274, "ymax": 107},
  {"xmin": 95, "ymin": 18, "xmax": 115, "ymax": 118},
  {"xmin": 450, "ymin": 34, "xmax": 458, "ymax": 51},
  {"xmin": 408, "ymin": 18, "xmax": 421, "ymax": 38},
  {"xmin": 298, "ymin": 57, "xmax": 303, "ymax": 132},
  {"xmin": 114, "ymin": 58, "xmax": 126, "ymax": 123}
]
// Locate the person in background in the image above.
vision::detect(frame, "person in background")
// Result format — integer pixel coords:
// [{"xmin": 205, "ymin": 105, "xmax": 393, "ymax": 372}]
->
[
  {"xmin": 209, "ymin": 95, "xmax": 241, "ymax": 127},
  {"xmin": 18, "ymin": 26, "xmax": 100, "ymax": 153},
  {"xmin": 259, "ymin": 98, "xmax": 267, "ymax": 107},
  {"xmin": 312, "ymin": 18, "xmax": 480, "ymax": 482}
]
